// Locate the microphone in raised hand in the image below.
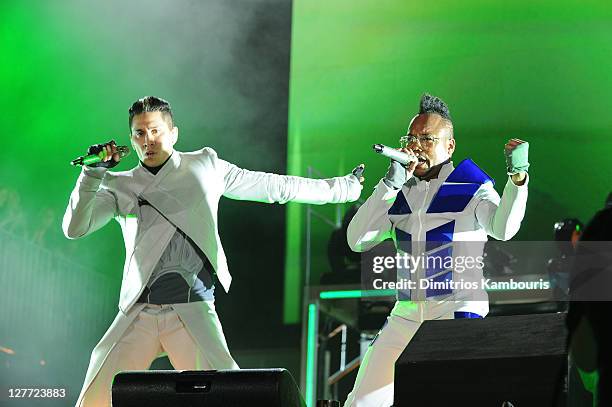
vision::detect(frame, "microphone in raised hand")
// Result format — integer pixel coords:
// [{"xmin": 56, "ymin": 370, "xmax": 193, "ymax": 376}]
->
[
  {"xmin": 71, "ymin": 140, "xmax": 130, "ymax": 168},
  {"xmin": 372, "ymin": 144, "xmax": 418, "ymax": 166},
  {"xmin": 373, "ymin": 144, "xmax": 418, "ymax": 189}
]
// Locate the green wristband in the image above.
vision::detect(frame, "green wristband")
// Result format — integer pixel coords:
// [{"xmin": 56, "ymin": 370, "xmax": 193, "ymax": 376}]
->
[{"xmin": 505, "ymin": 142, "xmax": 530, "ymax": 175}]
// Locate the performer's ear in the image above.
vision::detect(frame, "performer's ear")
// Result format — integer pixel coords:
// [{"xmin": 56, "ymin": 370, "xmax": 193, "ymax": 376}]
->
[{"xmin": 447, "ymin": 138, "xmax": 456, "ymax": 156}]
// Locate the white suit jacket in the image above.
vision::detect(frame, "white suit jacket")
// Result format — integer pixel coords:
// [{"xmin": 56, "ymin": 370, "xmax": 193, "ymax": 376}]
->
[
  {"xmin": 347, "ymin": 159, "xmax": 528, "ymax": 320},
  {"xmin": 63, "ymin": 147, "xmax": 362, "ymax": 314}
]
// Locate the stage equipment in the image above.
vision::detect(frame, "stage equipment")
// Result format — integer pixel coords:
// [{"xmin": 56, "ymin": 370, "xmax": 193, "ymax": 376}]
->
[
  {"xmin": 395, "ymin": 313, "xmax": 567, "ymax": 406},
  {"xmin": 112, "ymin": 368, "xmax": 306, "ymax": 407}
]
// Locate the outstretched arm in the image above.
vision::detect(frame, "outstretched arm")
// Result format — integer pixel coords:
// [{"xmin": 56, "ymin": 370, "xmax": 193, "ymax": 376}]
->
[{"xmin": 219, "ymin": 157, "xmax": 364, "ymax": 205}]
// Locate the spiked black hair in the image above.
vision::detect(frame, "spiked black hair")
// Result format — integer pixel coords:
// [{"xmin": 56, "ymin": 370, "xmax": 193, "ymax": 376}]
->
[{"xmin": 419, "ymin": 93, "xmax": 451, "ymax": 121}]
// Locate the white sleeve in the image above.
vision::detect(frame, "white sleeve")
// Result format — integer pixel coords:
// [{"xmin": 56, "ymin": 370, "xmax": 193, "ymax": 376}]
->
[
  {"xmin": 475, "ymin": 175, "xmax": 529, "ymax": 241},
  {"xmin": 62, "ymin": 167, "xmax": 117, "ymax": 239},
  {"xmin": 346, "ymin": 178, "xmax": 399, "ymax": 252},
  {"xmin": 217, "ymin": 157, "xmax": 362, "ymax": 204}
]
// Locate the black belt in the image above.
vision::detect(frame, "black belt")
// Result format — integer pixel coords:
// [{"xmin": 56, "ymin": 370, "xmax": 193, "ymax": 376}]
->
[{"xmin": 136, "ymin": 286, "xmax": 202, "ymax": 305}]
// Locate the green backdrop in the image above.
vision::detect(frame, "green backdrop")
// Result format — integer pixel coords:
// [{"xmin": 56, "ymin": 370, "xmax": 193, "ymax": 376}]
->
[{"xmin": 284, "ymin": 0, "xmax": 612, "ymax": 322}]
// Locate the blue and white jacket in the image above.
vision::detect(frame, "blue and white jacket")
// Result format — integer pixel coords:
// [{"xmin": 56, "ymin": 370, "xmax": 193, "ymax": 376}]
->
[{"xmin": 347, "ymin": 159, "xmax": 528, "ymax": 321}]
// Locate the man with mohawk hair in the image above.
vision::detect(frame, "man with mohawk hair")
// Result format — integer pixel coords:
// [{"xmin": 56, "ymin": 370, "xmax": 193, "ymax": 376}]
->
[{"xmin": 344, "ymin": 93, "xmax": 530, "ymax": 406}]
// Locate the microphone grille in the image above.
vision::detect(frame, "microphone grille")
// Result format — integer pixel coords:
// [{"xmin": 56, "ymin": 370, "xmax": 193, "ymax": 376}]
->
[{"xmin": 116, "ymin": 146, "xmax": 131, "ymax": 158}]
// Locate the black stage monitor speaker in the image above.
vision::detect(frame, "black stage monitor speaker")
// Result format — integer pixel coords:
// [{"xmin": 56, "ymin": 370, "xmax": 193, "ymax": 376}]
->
[
  {"xmin": 395, "ymin": 313, "xmax": 568, "ymax": 407},
  {"xmin": 112, "ymin": 368, "xmax": 306, "ymax": 407}
]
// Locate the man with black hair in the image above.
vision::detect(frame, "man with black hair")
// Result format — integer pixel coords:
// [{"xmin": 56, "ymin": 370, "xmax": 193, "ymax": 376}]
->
[
  {"xmin": 344, "ymin": 94, "xmax": 529, "ymax": 406},
  {"xmin": 63, "ymin": 96, "xmax": 365, "ymax": 407}
]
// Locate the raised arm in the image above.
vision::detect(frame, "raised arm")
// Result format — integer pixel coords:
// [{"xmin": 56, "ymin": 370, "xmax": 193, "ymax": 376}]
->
[
  {"xmin": 474, "ymin": 176, "xmax": 528, "ymax": 241},
  {"xmin": 347, "ymin": 178, "xmax": 400, "ymax": 252},
  {"xmin": 347, "ymin": 156, "xmax": 418, "ymax": 252},
  {"xmin": 475, "ymin": 138, "xmax": 529, "ymax": 241},
  {"xmin": 62, "ymin": 167, "xmax": 117, "ymax": 239}
]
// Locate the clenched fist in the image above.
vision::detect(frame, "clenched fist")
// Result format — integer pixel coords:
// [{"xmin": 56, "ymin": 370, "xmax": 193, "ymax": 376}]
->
[
  {"xmin": 504, "ymin": 138, "xmax": 529, "ymax": 185},
  {"xmin": 86, "ymin": 140, "xmax": 121, "ymax": 169}
]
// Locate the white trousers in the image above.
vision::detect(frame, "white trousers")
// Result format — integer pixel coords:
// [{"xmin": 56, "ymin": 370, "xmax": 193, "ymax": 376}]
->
[
  {"xmin": 79, "ymin": 302, "xmax": 238, "ymax": 407},
  {"xmin": 344, "ymin": 311, "xmax": 455, "ymax": 407}
]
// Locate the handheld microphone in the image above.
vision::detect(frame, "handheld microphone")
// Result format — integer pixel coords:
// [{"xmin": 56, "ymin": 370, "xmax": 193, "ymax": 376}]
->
[
  {"xmin": 70, "ymin": 146, "xmax": 131, "ymax": 166},
  {"xmin": 372, "ymin": 144, "xmax": 417, "ymax": 166}
]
